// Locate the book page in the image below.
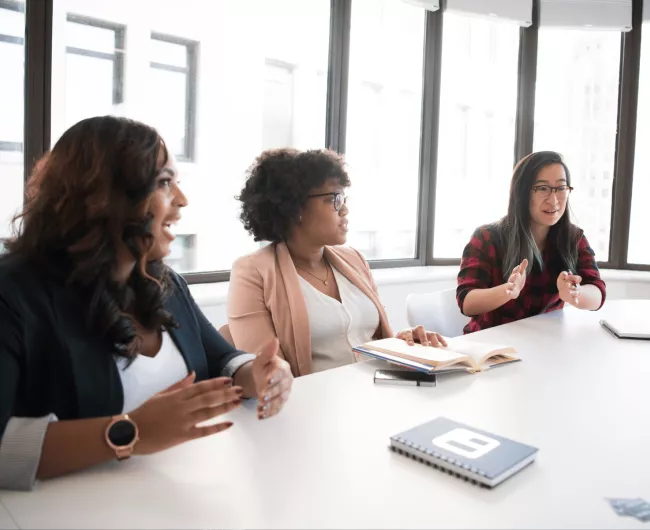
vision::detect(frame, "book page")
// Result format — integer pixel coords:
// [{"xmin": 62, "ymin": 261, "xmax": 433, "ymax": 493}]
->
[
  {"xmin": 363, "ymin": 338, "xmax": 468, "ymax": 366},
  {"xmin": 443, "ymin": 337, "xmax": 518, "ymax": 365}
]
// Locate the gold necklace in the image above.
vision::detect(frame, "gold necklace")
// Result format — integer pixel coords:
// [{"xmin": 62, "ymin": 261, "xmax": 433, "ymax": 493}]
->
[{"xmin": 295, "ymin": 261, "xmax": 329, "ymax": 286}]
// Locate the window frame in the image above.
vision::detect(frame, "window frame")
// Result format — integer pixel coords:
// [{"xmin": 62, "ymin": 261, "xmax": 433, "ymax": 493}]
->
[
  {"xmin": 149, "ymin": 31, "xmax": 198, "ymax": 162},
  {"xmin": 13, "ymin": 0, "xmax": 650, "ymax": 283},
  {"xmin": 65, "ymin": 13, "xmax": 125, "ymax": 106}
]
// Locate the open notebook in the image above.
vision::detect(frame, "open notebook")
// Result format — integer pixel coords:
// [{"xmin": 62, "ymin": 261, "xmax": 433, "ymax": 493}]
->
[{"xmin": 353, "ymin": 337, "xmax": 519, "ymax": 374}]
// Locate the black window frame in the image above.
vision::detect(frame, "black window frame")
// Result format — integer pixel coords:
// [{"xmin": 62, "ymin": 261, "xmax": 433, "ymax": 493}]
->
[{"xmin": 13, "ymin": 0, "xmax": 650, "ymax": 284}]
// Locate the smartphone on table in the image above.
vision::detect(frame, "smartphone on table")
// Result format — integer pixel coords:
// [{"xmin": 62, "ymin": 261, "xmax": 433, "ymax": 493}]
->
[{"xmin": 373, "ymin": 369, "xmax": 436, "ymax": 387}]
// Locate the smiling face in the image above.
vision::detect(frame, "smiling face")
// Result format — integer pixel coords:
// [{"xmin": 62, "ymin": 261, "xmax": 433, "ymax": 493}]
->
[
  {"xmin": 529, "ymin": 163, "xmax": 570, "ymax": 229},
  {"xmin": 295, "ymin": 178, "xmax": 349, "ymax": 247},
  {"xmin": 146, "ymin": 150, "xmax": 188, "ymax": 261}
]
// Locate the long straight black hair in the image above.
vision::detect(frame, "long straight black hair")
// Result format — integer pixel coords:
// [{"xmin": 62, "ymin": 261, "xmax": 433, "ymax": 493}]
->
[{"xmin": 495, "ymin": 151, "xmax": 579, "ymax": 281}]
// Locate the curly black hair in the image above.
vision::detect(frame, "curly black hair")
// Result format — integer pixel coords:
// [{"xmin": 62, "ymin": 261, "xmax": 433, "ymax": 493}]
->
[{"xmin": 238, "ymin": 148, "xmax": 351, "ymax": 243}]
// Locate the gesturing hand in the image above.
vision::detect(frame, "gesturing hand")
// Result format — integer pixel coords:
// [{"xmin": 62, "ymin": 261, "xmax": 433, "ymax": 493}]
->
[
  {"xmin": 504, "ymin": 258, "xmax": 529, "ymax": 299},
  {"xmin": 130, "ymin": 372, "xmax": 242, "ymax": 455},
  {"xmin": 557, "ymin": 270, "xmax": 581, "ymax": 306},
  {"xmin": 252, "ymin": 338, "xmax": 293, "ymax": 420}
]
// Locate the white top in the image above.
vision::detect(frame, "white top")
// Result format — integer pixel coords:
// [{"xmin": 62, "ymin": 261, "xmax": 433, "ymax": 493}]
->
[
  {"xmin": 3, "ymin": 300, "xmax": 650, "ymax": 529},
  {"xmin": 299, "ymin": 266, "xmax": 380, "ymax": 373},
  {"xmin": 116, "ymin": 331, "xmax": 189, "ymax": 413}
]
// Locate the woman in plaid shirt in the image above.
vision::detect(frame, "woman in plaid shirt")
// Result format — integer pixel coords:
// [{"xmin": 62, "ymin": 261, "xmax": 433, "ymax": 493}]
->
[{"xmin": 457, "ymin": 151, "xmax": 606, "ymax": 334}]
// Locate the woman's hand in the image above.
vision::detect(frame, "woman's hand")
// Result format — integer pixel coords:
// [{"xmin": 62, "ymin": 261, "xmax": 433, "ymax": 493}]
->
[
  {"xmin": 396, "ymin": 325, "xmax": 447, "ymax": 347},
  {"xmin": 504, "ymin": 258, "xmax": 529, "ymax": 299},
  {"xmin": 557, "ymin": 270, "xmax": 581, "ymax": 306},
  {"xmin": 130, "ymin": 372, "xmax": 242, "ymax": 455},
  {"xmin": 252, "ymin": 338, "xmax": 293, "ymax": 420}
]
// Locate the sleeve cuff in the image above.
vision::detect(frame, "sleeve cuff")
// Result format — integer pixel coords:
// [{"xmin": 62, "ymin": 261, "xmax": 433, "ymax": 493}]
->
[
  {"xmin": 221, "ymin": 353, "xmax": 256, "ymax": 379},
  {"xmin": 0, "ymin": 414, "xmax": 58, "ymax": 491}
]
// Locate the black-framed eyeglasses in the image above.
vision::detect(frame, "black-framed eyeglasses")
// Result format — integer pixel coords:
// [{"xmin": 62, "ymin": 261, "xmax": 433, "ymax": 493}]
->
[
  {"xmin": 307, "ymin": 192, "xmax": 348, "ymax": 212},
  {"xmin": 532, "ymin": 185, "xmax": 574, "ymax": 199}
]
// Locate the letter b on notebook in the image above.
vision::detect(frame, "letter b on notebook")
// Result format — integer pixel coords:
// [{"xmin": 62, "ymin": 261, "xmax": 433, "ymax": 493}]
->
[{"xmin": 432, "ymin": 428, "xmax": 500, "ymax": 459}]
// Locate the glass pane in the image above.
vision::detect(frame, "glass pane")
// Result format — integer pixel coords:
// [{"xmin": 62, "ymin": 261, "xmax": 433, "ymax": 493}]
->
[
  {"xmin": 64, "ymin": 53, "xmax": 115, "ymax": 128},
  {"xmin": 534, "ymin": 29, "xmax": 621, "ymax": 262},
  {"xmin": 52, "ymin": 0, "xmax": 330, "ymax": 273},
  {"xmin": 66, "ymin": 17, "xmax": 116, "ymax": 54},
  {"xmin": 433, "ymin": 13, "xmax": 519, "ymax": 258},
  {"xmin": 628, "ymin": 20, "xmax": 650, "ymax": 265},
  {"xmin": 150, "ymin": 37, "xmax": 187, "ymax": 68},
  {"xmin": 262, "ymin": 62, "xmax": 294, "ymax": 149},
  {"xmin": 345, "ymin": 0, "xmax": 424, "ymax": 260},
  {"xmin": 0, "ymin": 3, "xmax": 24, "ymax": 248},
  {"xmin": 148, "ymin": 67, "xmax": 187, "ymax": 158}
]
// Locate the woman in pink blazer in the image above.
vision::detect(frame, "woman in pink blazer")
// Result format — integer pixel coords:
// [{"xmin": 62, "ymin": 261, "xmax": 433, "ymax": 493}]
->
[{"xmin": 228, "ymin": 148, "xmax": 445, "ymax": 377}]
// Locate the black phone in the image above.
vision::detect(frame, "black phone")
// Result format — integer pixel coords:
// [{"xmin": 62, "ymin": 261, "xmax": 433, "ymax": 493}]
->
[{"xmin": 373, "ymin": 369, "xmax": 436, "ymax": 387}]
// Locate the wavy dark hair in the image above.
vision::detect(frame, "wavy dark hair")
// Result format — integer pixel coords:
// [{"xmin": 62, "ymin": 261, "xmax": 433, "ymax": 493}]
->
[
  {"xmin": 493, "ymin": 151, "xmax": 579, "ymax": 281},
  {"xmin": 238, "ymin": 148, "xmax": 351, "ymax": 242},
  {"xmin": 6, "ymin": 116, "xmax": 177, "ymax": 359}
]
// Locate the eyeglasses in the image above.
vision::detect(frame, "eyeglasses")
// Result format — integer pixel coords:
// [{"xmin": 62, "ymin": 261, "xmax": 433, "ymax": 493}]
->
[
  {"xmin": 307, "ymin": 192, "xmax": 348, "ymax": 212},
  {"xmin": 532, "ymin": 185, "xmax": 574, "ymax": 199}
]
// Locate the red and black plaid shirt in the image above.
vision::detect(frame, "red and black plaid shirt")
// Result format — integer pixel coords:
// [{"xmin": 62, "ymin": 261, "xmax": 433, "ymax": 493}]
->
[{"xmin": 457, "ymin": 225, "xmax": 606, "ymax": 334}]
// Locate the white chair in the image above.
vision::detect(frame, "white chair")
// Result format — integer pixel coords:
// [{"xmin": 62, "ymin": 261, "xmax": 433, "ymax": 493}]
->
[{"xmin": 406, "ymin": 289, "xmax": 470, "ymax": 338}]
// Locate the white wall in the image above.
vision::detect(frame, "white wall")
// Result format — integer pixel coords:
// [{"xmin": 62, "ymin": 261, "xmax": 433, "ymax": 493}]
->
[{"xmin": 191, "ymin": 266, "xmax": 650, "ymax": 334}]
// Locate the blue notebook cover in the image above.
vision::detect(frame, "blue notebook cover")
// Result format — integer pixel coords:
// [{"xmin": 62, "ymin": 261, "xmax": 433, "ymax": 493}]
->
[{"xmin": 390, "ymin": 417, "xmax": 538, "ymax": 487}]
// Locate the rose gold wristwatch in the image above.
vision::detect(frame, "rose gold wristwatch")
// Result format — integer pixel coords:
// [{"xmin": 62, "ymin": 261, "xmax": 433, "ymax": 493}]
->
[{"xmin": 105, "ymin": 414, "xmax": 139, "ymax": 460}]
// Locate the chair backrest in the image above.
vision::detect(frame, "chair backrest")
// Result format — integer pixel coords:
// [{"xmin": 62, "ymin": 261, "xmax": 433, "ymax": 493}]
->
[
  {"xmin": 406, "ymin": 289, "xmax": 470, "ymax": 338},
  {"xmin": 218, "ymin": 324, "xmax": 235, "ymax": 346}
]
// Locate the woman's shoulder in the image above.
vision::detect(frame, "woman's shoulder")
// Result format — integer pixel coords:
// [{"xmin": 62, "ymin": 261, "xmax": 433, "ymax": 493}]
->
[
  {"xmin": 327, "ymin": 245, "xmax": 369, "ymax": 268},
  {"xmin": 231, "ymin": 243, "xmax": 277, "ymax": 273},
  {"xmin": 0, "ymin": 254, "xmax": 48, "ymax": 296}
]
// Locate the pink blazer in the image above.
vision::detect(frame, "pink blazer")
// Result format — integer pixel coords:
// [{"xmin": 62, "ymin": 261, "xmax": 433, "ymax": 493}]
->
[{"xmin": 227, "ymin": 243, "xmax": 393, "ymax": 377}]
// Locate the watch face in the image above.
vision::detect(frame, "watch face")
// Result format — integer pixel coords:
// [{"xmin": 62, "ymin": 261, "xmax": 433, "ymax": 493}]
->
[{"xmin": 108, "ymin": 419, "xmax": 136, "ymax": 447}]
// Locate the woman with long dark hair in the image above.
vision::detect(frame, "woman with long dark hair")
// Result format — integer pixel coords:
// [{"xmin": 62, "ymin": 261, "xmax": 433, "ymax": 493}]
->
[
  {"xmin": 0, "ymin": 116, "xmax": 292, "ymax": 490},
  {"xmin": 457, "ymin": 151, "xmax": 606, "ymax": 334}
]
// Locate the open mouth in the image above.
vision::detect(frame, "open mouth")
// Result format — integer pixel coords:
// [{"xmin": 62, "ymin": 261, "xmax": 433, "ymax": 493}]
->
[
  {"xmin": 162, "ymin": 218, "xmax": 180, "ymax": 240},
  {"xmin": 543, "ymin": 209, "xmax": 559, "ymax": 215}
]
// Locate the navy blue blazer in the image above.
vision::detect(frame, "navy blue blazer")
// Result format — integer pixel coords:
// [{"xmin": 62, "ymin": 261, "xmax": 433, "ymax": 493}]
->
[{"xmin": 0, "ymin": 254, "xmax": 247, "ymax": 440}]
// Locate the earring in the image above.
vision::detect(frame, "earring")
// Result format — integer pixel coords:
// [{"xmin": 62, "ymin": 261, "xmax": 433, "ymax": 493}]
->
[{"xmin": 299, "ymin": 216, "xmax": 303, "ymax": 222}]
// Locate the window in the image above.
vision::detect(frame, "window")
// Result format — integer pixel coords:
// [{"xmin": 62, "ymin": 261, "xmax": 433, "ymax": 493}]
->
[
  {"xmin": 52, "ymin": 0, "xmax": 330, "ymax": 273},
  {"xmin": 149, "ymin": 33, "xmax": 197, "ymax": 161},
  {"xmin": 57, "ymin": 14, "xmax": 125, "ymax": 137},
  {"xmin": 628, "ymin": 16, "xmax": 650, "ymax": 264},
  {"xmin": 534, "ymin": 29, "xmax": 622, "ymax": 262},
  {"xmin": 433, "ymin": 12, "xmax": 520, "ymax": 258},
  {"xmin": 262, "ymin": 59, "xmax": 295, "ymax": 149},
  {"xmin": 0, "ymin": 0, "xmax": 24, "ymax": 242},
  {"xmin": 345, "ymin": 0, "xmax": 425, "ymax": 260}
]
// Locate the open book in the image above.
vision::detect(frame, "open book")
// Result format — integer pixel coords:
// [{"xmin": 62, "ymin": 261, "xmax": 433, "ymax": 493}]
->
[{"xmin": 353, "ymin": 337, "xmax": 519, "ymax": 374}]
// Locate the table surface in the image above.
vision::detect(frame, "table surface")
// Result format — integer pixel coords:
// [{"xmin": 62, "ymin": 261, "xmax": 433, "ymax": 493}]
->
[
  {"xmin": 0, "ymin": 501, "xmax": 17, "ymax": 530},
  {"xmin": 2, "ymin": 300, "xmax": 650, "ymax": 529}
]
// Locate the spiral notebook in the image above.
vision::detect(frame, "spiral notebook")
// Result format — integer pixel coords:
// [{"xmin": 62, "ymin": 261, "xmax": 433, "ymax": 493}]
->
[{"xmin": 390, "ymin": 417, "xmax": 538, "ymax": 488}]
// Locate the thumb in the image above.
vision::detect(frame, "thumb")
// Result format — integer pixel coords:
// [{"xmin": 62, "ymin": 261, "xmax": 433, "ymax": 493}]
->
[
  {"xmin": 521, "ymin": 258, "xmax": 529, "ymax": 271},
  {"xmin": 256, "ymin": 338, "xmax": 279, "ymax": 364},
  {"xmin": 160, "ymin": 371, "xmax": 195, "ymax": 395}
]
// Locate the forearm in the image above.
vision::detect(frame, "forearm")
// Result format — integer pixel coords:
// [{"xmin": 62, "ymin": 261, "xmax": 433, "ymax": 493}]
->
[
  {"xmin": 37, "ymin": 417, "xmax": 114, "ymax": 480},
  {"xmin": 232, "ymin": 361, "xmax": 257, "ymax": 399},
  {"xmin": 571, "ymin": 284, "xmax": 603, "ymax": 311},
  {"xmin": 461, "ymin": 285, "xmax": 510, "ymax": 316}
]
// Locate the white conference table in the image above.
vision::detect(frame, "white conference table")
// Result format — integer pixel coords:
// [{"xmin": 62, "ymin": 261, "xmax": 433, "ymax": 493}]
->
[{"xmin": 1, "ymin": 299, "xmax": 650, "ymax": 529}]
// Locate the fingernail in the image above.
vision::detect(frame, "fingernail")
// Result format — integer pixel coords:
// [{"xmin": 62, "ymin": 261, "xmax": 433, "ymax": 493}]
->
[
  {"xmin": 408, "ymin": 341, "xmax": 414, "ymax": 346},
  {"xmin": 233, "ymin": 399, "xmax": 242, "ymax": 406},
  {"xmin": 225, "ymin": 422, "xmax": 233, "ymax": 428},
  {"xmin": 263, "ymin": 394, "xmax": 271, "ymax": 402},
  {"xmin": 424, "ymin": 341, "xmax": 430, "ymax": 347},
  {"xmin": 269, "ymin": 377, "xmax": 277, "ymax": 385},
  {"xmin": 263, "ymin": 404, "xmax": 270, "ymax": 411},
  {"xmin": 234, "ymin": 387, "xmax": 243, "ymax": 395}
]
